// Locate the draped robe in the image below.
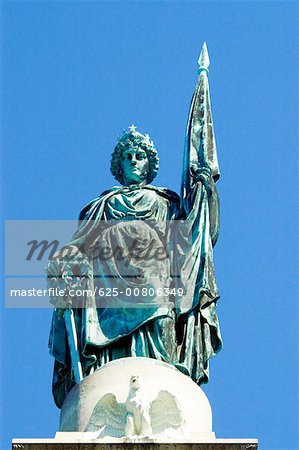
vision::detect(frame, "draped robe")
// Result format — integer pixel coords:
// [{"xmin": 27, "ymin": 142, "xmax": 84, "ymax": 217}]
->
[{"xmin": 48, "ymin": 183, "xmax": 222, "ymax": 408}]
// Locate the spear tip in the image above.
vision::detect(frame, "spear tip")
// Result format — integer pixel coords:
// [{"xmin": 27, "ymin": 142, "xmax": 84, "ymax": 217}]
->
[{"xmin": 198, "ymin": 41, "xmax": 210, "ymax": 72}]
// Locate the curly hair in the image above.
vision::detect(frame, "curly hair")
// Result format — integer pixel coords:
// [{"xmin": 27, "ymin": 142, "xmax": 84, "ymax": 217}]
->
[{"xmin": 110, "ymin": 129, "xmax": 159, "ymax": 185}]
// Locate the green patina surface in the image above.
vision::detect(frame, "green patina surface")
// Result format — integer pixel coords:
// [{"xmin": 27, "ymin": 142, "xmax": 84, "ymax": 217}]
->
[{"xmin": 46, "ymin": 44, "xmax": 223, "ymax": 409}]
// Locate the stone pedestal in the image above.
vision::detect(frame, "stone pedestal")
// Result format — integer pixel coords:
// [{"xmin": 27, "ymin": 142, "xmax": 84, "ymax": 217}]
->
[
  {"xmin": 12, "ymin": 358, "xmax": 258, "ymax": 449},
  {"xmin": 59, "ymin": 357, "xmax": 214, "ymax": 440}
]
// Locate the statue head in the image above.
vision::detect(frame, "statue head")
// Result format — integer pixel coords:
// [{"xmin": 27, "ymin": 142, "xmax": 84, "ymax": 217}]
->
[{"xmin": 110, "ymin": 125, "xmax": 159, "ymax": 186}]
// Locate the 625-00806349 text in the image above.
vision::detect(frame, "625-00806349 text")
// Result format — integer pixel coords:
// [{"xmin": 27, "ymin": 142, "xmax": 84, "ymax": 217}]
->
[{"xmin": 9, "ymin": 287, "xmax": 185, "ymax": 298}]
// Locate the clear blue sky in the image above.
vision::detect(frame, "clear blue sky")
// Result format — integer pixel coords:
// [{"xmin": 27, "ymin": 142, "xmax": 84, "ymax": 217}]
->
[{"xmin": 1, "ymin": 1, "xmax": 298, "ymax": 449}]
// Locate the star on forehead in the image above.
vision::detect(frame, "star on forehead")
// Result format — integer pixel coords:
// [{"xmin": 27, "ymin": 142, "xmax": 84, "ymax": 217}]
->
[{"xmin": 129, "ymin": 124, "xmax": 137, "ymax": 133}]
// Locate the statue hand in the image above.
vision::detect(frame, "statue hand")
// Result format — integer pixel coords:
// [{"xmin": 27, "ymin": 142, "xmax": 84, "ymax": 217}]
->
[
  {"xmin": 50, "ymin": 295, "xmax": 73, "ymax": 314},
  {"xmin": 192, "ymin": 166, "xmax": 214, "ymax": 194}
]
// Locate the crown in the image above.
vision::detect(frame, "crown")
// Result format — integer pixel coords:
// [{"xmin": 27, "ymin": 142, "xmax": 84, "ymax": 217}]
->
[{"xmin": 117, "ymin": 124, "xmax": 155, "ymax": 150}]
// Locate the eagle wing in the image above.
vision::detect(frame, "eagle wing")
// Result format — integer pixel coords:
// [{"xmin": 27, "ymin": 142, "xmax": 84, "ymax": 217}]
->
[
  {"xmin": 150, "ymin": 390, "xmax": 184, "ymax": 435},
  {"xmin": 85, "ymin": 393, "xmax": 127, "ymax": 437}
]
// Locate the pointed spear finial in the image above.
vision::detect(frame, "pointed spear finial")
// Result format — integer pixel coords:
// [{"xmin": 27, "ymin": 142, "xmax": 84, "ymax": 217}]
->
[{"xmin": 197, "ymin": 42, "xmax": 210, "ymax": 73}]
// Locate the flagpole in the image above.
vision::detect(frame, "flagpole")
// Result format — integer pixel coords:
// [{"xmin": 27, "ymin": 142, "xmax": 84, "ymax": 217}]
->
[
  {"xmin": 181, "ymin": 42, "xmax": 220, "ymax": 207},
  {"xmin": 63, "ymin": 307, "xmax": 83, "ymax": 384}
]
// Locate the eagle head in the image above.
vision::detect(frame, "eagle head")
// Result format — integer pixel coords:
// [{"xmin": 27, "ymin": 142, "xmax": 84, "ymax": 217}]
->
[{"xmin": 130, "ymin": 375, "xmax": 141, "ymax": 391}]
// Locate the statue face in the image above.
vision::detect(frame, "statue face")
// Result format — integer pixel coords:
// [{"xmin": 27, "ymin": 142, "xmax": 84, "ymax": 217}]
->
[{"xmin": 121, "ymin": 147, "xmax": 149, "ymax": 185}]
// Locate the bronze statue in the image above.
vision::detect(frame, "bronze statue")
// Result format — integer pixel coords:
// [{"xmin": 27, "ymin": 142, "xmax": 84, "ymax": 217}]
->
[{"xmin": 47, "ymin": 43, "xmax": 222, "ymax": 409}]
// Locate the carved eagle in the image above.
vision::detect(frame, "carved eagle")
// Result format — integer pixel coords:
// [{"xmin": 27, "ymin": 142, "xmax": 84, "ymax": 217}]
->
[{"xmin": 84, "ymin": 375, "xmax": 184, "ymax": 438}]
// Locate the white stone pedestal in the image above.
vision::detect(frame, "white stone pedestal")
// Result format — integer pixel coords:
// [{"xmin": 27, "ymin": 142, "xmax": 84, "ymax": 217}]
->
[
  {"xmin": 59, "ymin": 357, "xmax": 214, "ymax": 441},
  {"xmin": 12, "ymin": 358, "xmax": 258, "ymax": 449}
]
